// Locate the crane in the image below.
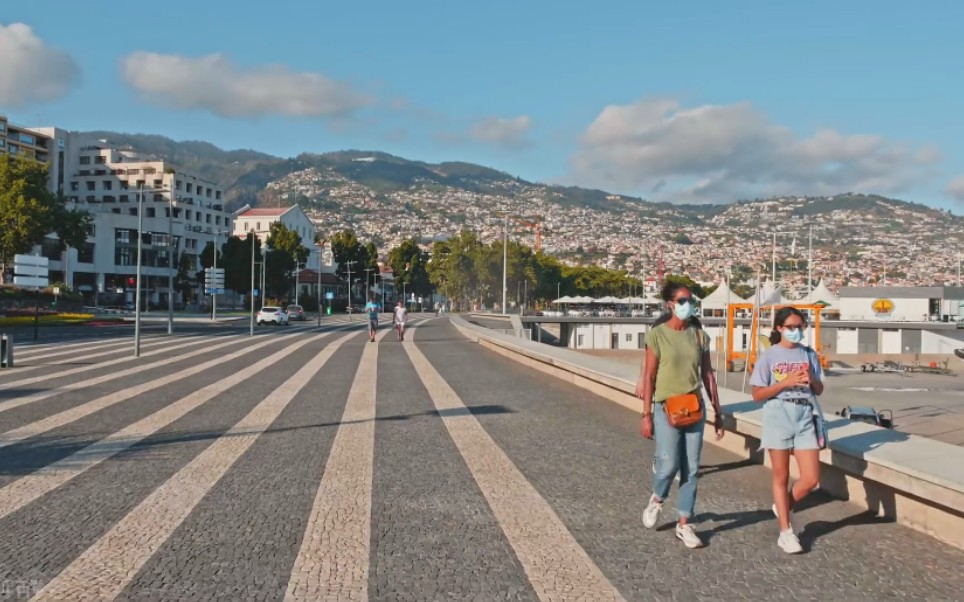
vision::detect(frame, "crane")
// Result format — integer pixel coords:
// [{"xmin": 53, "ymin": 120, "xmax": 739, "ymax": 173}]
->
[{"xmin": 513, "ymin": 216, "xmax": 544, "ymax": 252}]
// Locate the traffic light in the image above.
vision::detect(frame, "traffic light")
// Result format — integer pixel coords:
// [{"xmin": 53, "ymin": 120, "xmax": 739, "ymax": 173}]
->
[{"xmin": 128, "ymin": 277, "xmax": 136, "ymax": 287}]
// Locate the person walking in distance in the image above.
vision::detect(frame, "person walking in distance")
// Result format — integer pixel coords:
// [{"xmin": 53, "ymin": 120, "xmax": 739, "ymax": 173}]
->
[
  {"xmin": 637, "ymin": 282, "xmax": 724, "ymax": 549},
  {"xmin": 365, "ymin": 296, "xmax": 379, "ymax": 343},
  {"xmin": 393, "ymin": 300, "xmax": 409, "ymax": 342},
  {"xmin": 750, "ymin": 307, "xmax": 827, "ymax": 554}
]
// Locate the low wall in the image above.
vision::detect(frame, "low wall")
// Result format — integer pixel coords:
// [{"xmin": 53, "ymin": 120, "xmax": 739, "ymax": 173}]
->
[{"xmin": 450, "ymin": 315, "xmax": 964, "ymax": 550}]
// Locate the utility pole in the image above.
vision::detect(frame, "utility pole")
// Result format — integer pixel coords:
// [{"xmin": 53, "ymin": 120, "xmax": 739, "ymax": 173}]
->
[
  {"xmin": 771, "ymin": 230, "xmax": 777, "ymax": 285},
  {"xmin": 134, "ymin": 183, "xmax": 144, "ymax": 357},
  {"xmin": 807, "ymin": 225, "xmax": 814, "ymax": 301},
  {"xmin": 249, "ymin": 231, "xmax": 256, "ymax": 336},
  {"xmin": 166, "ymin": 186, "xmax": 174, "ymax": 336},
  {"xmin": 345, "ymin": 260, "xmax": 357, "ymax": 321},
  {"xmin": 364, "ymin": 267, "xmax": 374, "ymax": 304},
  {"xmin": 502, "ymin": 212, "xmax": 508, "ymax": 316},
  {"xmin": 262, "ymin": 244, "xmax": 269, "ymax": 303}
]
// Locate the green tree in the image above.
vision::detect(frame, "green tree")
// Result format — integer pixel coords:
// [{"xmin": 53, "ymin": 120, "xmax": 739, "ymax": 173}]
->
[
  {"xmin": 0, "ymin": 156, "xmax": 78, "ymax": 281},
  {"xmin": 220, "ymin": 234, "xmax": 262, "ymax": 295},
  {"xmin": 428, "ymin": 230, "xmax": 484, "ymax": 310},
  {"xmin": 175, "ymin": 255, "xmax": 195, "ymax": 303},
  {"xmin": 662, "ymin": 273, "xmax": 706, "ymax": 298},
  {"xmin": 330, "ymin": 229, "xmax": 367, "ymax": 282},
  {"xmin": 389, "ymin": 238, "xmax": 431, "ymax": 300},
  {"xmin": 52, "ymin": 196, "xmax": 93, "ymax": 260},
  {"xmin": 266, "ymin": 222, "xmax": 310, "ymax": 299}
]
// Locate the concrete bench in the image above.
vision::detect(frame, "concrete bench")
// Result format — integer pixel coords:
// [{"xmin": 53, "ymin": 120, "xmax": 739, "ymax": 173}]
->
[{"xmin": 450, "ymin": 315, "xmax": 964, "ymax": 550}]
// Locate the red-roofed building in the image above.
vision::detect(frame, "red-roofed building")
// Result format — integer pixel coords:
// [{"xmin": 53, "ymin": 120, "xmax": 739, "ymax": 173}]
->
[{"xmin": 233, "ymin": 204, "xmax": 333, "ymax": 273}]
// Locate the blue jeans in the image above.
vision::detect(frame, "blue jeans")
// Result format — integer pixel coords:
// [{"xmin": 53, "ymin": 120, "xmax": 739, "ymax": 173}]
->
[{"xmin": 652, "ymin": 401, "xmax": 706, "ymax": 519}]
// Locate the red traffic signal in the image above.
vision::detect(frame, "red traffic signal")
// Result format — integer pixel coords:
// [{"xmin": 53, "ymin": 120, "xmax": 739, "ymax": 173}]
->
[{"xmin": 128, "ymin": 277, "xmax": 136, "ymax": 287}]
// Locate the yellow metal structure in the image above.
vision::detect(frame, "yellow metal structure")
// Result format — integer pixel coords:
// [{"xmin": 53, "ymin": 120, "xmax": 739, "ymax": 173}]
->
[{"xmin": 725, "ymin": 303, "xmax": 828, "ymax": 372}]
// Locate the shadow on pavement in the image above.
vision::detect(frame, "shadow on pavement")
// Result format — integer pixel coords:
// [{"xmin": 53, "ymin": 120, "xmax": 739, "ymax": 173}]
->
[{"xmin": 0, "ymin": 405, "xmax": 517, "ymax": 477}]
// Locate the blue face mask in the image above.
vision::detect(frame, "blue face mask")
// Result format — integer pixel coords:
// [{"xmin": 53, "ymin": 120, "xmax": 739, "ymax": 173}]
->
[
  {"xmin": 673, "ymin": 301, "xmax": 695, "ymax": 321},
  {"xmin": 783, "ymin": 328, "xmax": 804, "ymax": 344}
]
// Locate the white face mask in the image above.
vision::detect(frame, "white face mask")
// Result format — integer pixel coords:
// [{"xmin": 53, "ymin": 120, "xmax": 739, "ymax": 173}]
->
[
  {"xmin": 783, "ymin": 328, "xmax": 804, "ymax": 344},
  {"xmin": 673, "ymin": 300, "xmax": 695, "ymax": 321}
]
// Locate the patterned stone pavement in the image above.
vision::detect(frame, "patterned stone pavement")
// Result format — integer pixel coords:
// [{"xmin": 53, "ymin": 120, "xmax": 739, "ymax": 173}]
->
[{"xmin": 0, "ymin": 317, "xmax": 961, "ymax": 601}]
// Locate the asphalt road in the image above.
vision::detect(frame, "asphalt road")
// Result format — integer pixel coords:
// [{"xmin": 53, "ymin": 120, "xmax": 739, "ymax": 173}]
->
[{"xmin": 0, "ymin": 317, "xmax": 960, "ymax": 601}]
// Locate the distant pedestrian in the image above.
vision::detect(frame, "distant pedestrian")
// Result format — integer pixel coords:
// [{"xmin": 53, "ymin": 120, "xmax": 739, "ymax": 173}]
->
[
  {"xmin": 637, "ymin": 282, "xmax": 724, "ymax": 549},
  {"xmin": 365, "ymin": 296, "xmax": 379, "ymax": 343},
  {"xmin": 750, "ymin": 307, "xmax": 827, "ymax": 554},
  {"xmin": 393, "ymin": 301, "xmax": 408, "ymax": 341}
]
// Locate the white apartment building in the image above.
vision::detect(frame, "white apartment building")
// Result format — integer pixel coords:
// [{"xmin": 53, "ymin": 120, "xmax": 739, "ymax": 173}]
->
[
  {"xmin": 232, "ymin": 206, "xmax": 333, "ymax": 273},
  {"xmin": 40, "ymin": 139, "xmax": 231, "ymax": 308}
]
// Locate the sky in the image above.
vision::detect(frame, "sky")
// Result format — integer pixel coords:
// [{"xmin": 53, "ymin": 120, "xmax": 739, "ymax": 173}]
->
[{"xmin": 3, "ymin": 1, "xmax": 964, "ymax": 210}]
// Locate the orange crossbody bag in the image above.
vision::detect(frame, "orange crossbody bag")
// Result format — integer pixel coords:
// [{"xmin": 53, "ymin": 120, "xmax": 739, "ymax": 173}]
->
[{"xmin": 663, "ymin": 329, "xmax": 704, "ymax": 428}]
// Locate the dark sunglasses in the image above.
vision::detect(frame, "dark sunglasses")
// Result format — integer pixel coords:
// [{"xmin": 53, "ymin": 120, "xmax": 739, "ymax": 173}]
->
[{"xmin": 674, "ymin": 297, "xmax": 695, "ymax": 305}]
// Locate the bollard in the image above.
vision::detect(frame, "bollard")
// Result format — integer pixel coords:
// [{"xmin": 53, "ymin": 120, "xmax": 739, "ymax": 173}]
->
[{"xmin": 0, "ymin": 334, "xmax": 13, "ymax": 368}]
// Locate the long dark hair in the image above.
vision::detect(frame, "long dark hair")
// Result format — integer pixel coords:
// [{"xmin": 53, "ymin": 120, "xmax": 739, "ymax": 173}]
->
[
  {"xmin": 653, "ymin": 281, "xmax": 702, "ymax": 329},
  {"xmin": 769, "ymin": 307, "xmax": 807, "ymax": 345}
]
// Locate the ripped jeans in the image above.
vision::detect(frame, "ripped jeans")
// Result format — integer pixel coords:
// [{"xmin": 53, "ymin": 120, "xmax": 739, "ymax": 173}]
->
[{"xmin": 652, "ymin": 401, "xmax": 706, "ymax": 519}]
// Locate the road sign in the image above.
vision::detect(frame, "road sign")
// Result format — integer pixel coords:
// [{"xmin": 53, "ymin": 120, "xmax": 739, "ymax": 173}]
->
[
  {"xmin": 325, "ymin": 292, "xmax": 334, "ymax": 301},
  {"xmin": 205, "ymin": 288, "xmax": 225, "ymax": 295},
  {"xmin": 13, "ymin": 254, "xmax": 49, "ymax": 288}
]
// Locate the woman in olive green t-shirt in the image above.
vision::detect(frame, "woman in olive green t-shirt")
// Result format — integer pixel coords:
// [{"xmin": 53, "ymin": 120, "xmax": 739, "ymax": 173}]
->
[{"xmin": 635, "ymin": 282, "xmax": 724, "ymax": 549}]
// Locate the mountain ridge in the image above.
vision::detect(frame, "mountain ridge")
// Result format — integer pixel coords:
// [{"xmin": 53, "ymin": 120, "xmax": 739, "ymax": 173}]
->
[{"xmin": 76, "ymin": 130, "xmax": 959, "ymax": 226}]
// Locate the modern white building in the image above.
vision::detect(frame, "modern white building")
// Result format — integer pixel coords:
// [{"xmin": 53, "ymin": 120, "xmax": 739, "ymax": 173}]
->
[
  {"xmin": 232, "ymin": 205, "xmax": 332, "ymax": 273},
  {"xmin": 40, "ymin": 139, "xmax": 231, "ymax": 308}
]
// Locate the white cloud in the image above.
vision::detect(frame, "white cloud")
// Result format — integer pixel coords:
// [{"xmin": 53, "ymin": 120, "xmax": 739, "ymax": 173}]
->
[
  {"xmin": 570, "ymin": 97, "xmax": 939, "ymax": 202},
  {"xmin": 121, "ymin": 52, "xmax": 372, "ymax": 118},
  {"xmin": 946, "ymin": 177, "xmax": 964, "ymax": 203},
  {"xmin": 468, "ymin": 115, "xmax": 533, "ymax": 149},
  {"xmin": 0, "ymin": 22, "xmax": 80, "ymax": 106}
]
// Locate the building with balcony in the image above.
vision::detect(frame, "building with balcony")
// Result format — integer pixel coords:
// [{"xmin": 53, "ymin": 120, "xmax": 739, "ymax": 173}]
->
[
  {"xmin": 0, "ymin": 115, "xmax": 52, "ymax": 164},
  {"xmin": 45, "ymin": 141, "xmax": 232, "ymax": 308}
]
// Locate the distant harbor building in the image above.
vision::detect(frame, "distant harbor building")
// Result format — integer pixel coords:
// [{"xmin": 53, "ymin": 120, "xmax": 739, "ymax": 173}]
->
[{"xmin": 838, "ymin": 286, "xmax": 964, "ymax": 322}]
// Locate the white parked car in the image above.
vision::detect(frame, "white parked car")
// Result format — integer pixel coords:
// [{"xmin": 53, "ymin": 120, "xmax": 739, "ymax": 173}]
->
[{"xmin": 257, "ymin": 306, "xmax": 289, "ymax": 326}]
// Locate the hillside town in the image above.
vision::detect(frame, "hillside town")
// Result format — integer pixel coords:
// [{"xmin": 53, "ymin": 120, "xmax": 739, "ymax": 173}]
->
[{"xmin": 268, "ymin": 165, "xmax": 964, "ymax": 295}]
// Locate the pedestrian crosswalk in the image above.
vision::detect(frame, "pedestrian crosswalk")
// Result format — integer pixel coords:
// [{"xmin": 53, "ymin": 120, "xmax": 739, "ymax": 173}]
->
[{"xmin": 0, "ymin": 317, "xmax": 960, "ymax": 601}]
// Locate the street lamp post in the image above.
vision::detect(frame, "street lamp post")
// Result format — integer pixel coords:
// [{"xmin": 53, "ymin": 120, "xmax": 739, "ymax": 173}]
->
[
  {"xmin": 250, "ymin": 230, "xmax": 257, "ymax": 336},
  {"xmin": 502, "ymin": 213, "xmax": 508, "ymax": 316},
  {"xmin": 166, "ymin": 187, "xmax": 174, "ymax": 336},
  {"xmin": 364, "ymin": 267, "xmax": 374, "ymax": 304},
  {"xmin": 134, "ymin": 184, "xmax": 145, "ymax": 357},
  {"xmin": 133, "ymin": 184, "xmax": 172, "ymax": 355},
  {"xmin": 210, "ymin": 229, "xmax": 229, "ymax": 321},
  {"xmin": 315, "ymin": 240, "xmax": 326, "ymax": 326},
  {"xmin": 345, "ymin": 260, "xmax": 357, "ymax": 321},
  {"xmin": 262, "ymin": 245, "xmax": 269, "ymax": 304}
]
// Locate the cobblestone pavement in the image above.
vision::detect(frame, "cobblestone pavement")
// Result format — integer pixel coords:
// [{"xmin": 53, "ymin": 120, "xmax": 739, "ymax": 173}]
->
[{"xmin": 0, "ymin": 317, "xmax": 961, "ymax": 601}]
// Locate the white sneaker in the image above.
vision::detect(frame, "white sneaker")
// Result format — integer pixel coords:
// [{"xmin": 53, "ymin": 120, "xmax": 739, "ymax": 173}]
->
[
  {"xmin": 642, "ymin": 495, "xmax": 663, "ymax": 529},
  {"xmin": 778, "ymin": 529, "xmax": 804, "ymax": 554},
  {"xmin": 675, "ymin": 523, "xmax": 703, "ymax": 549},
  {"xmin": 772, "ymin": 503, "xmax": 802, "ymax": 535}
]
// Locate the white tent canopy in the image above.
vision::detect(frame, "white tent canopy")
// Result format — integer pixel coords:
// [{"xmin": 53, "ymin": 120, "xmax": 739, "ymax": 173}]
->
[
  {"xmin": 552, "ymin": 295, "xmax": 577, "ymax": 304},
  {"xmin": 595, "ymin": 295, "xmax": 620, "ymax": 304},
  {"xmin": 805, "ymin": 280, "xmax": 840, "ymax": 308},
  {"xmin": 700, "ymin": 279, "xmax": 739, "ymax": 311}
]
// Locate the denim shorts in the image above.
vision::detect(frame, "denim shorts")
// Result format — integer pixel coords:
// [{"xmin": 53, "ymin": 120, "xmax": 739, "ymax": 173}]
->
[{"xmin": 760, "ymin": 398, "xmax": 819, "ymax": 451}]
